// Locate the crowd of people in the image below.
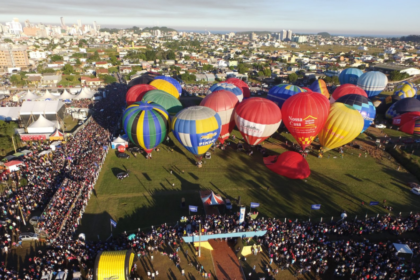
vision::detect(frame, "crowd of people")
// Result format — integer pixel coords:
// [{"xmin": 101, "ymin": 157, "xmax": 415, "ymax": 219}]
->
[{"xmin": 64, "ymin": 99, "xmax": 94, "ymax": 109}]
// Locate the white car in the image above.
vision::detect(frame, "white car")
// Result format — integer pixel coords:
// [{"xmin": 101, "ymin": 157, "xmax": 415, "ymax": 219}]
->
[
  {"xmin": 411, "ymin": 187, "xmax": 420, "ymax": 195},
  {"xmin": 19, "ymin": 232, "xmax": 39, "ymax": 241},
  {"xmin": 375, "ymin": 124, "xmax": 386, "ymax": 129}
]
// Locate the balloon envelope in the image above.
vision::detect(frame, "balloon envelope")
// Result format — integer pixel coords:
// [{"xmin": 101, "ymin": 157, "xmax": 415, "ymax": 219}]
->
[
  {"xmin": 155, "ymin": 76, "xmax": 182, "ymax": 96},
  {"xmin": 264, "ymin": 151, "xmax": 310, "ymax": 179},
  {"xmin": 234, "ymin": 98, "xmax": 282, "ymax": 146},
  {"xmin": 150, "ymin": 79, "xmax": 180, "ymax": 99},
  {"xmin": 392, "ymin": 112, "xmax": 420, "ymax": 126},
  {"xmin": 172, "ymin": 106, "xmax": 222, "ymax": 158},
  {"xmin": 127, "ymin": 72, "xmax": 159, "ymax": 88},
  {"xmin": 267, "ymin": 84, "xmax": 306, "ymax": 108},
  {"xmin": 309, "ymin": 79, "xmax": 329, "ymax": 99},
  {"xmin": 200, "ymin": 90, "xmax": 239, "ymax": 144},
  {"xmin": 385, "ymin": 102, "xmax": 399, "ymax": 119},
  {"xmin": 209, "ymin": 83, "xmax": 243, "ymax": 102},
  {"xmin": 122, "ymin": 101, "xmax": 169, "ymax": 154},
  {"xmin": 142, "ymin": 90, "xmax": 183, "ymax": 116},
  {"xmin": 339, "ymin": 68, "xmax": 363, "ymax": 85},
  {"xmin": 335, "ymin": 94, "xmax": 376, "ymax": 133},
  {"xmin": 318, "ymin": 103, "xmax": 364, "ymax": 151},
  {"xmin": 331, "ymin": 84, "xmax": 368, "ymax": 103},
  {"xmin": 394, "ymin": 84, "xmax": 417, "ymax": 99},
  {"xmin": 126, "ymin": 84, "xmax": 157, "ymax": 106},
  {"xmin": 399, "ymin": 119, "xmax": 420, "ymax": 135},
  {"xmin": 395, "ymin": 81, "xmax": 416, "ymax": 93},
  {"xmin": 282, "ymin": 92, "xmax": 330, "ymax": 149},
  {"xmin": 394, "ymin": 98, "xmax": 420, "ymax": 114},
  {"xmin": 357, "ymin": 71, "xmax": 388, "ymax": 97},
  {"xmin": 225, "ymin": 78, "xmax": 250, "ymax": 98},
  {"xmin": 117, "ymin": 145, "xmax": 126, "ymax": 153}
]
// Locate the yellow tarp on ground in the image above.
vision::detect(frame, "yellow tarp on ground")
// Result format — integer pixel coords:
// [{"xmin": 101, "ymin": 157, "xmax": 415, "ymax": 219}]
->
[
  {"xmin": 241, "ymin": 244, "xmax": 261, "ymax": 256},
  {"xmin": 193, "ymin": 241, "xmax": 213, "ymax": 251}
]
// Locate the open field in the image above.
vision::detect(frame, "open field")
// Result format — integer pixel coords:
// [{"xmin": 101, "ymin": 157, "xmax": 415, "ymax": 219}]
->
[{"xmin": 79, "ymin": 128, "xmax": 419, "ymax": 240}]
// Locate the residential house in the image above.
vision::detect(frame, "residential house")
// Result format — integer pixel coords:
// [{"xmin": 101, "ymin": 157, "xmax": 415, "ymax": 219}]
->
[
  {"xmin": 96, "ymin": 68, "xmax": 109, "ymax": 76},
  {"xmin": 95, "ymin": 61, "xmax": 109, "ymax": 69},
  {"xmin": 81, "ymin": 76, "xmax": 102, "ymax": 86},
  {"xmin": 119, "ymin": 66, "xmax": 132, "ymax": 74},
  {"xmin": 41, "ymin": 74, "xmax": 62, "ymax": 86}
]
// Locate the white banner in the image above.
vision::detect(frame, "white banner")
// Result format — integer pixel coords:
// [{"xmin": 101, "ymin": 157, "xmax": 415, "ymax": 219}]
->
[{"xmin": 239, "ymin": 206, "xmax": 246, "ymax": 223}]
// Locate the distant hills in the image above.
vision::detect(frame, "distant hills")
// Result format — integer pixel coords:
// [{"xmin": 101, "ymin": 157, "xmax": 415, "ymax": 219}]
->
[
  {"xmin": 398, "ymin": 35, "xmax": 420, "ymax": 42},
  {"xmin": 317, "ymin": 32, "xmax": 331, "ymax": 38}
]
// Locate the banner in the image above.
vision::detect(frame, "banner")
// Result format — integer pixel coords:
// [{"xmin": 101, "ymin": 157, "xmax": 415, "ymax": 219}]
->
[
  {"xmin": 110, "ymin": 218, "xmax": 117, "ymax": 228},
  {"xmin": 239, "ymin": 206, "xmax": 246, "ymax": 223},
  {"xmin": 369, "ymin": 201, "xmax": 379, "ymax": 206},
  {"xmin": 189, "ymin": 205, "xmax": 198, "ymax": 212},
  {"xmin": 311, "ymin": 204, "xmax": 321, "ymax": 210},
  {"xmin": 250, "ymin": 202, "xmax": 260, "ymax": 208}
]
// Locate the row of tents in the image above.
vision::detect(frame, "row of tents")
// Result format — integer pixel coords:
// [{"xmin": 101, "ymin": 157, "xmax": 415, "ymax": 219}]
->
[{"xmin": 19, "ymin": 88, "xmax": 97, "ymax": 102}]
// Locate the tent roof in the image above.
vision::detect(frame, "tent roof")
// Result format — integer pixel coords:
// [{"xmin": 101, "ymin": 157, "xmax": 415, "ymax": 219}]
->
[
  {"xmin": 112, "ymin": 136, "xmax": 128, "ymax": 144},
  {"xmin": 28, "ymin": 115, "xmax": 56, "ymax": 128},
  {"xmin": 76, "ymin": 87, "xmax": 96, "ymax": 99},
  {"xmin": 50, "ymin": 129, "xmax": 64, "ymax": 137},
  {"xmin": 20, "ymin": 100, "xmax": 64, "ymax": 115},
  {"xmin": 0, "ymin": 107, "xmax": 21, "ymax": 120},
  {"xmin": 59, "ymin": 90, "xmax": 76, "ymax": 100},
  {"xmin": 4, "ymin": 160, "xmax": 24, "ymax": 167},
  {"xmin": 40, "ymin": 90, "xmax": 58, "ymax": 100},
  {"xmin": 202, "ymin": 191, "xmax": 224, "ymax": 205},
  {"xmin": 20, "ymin": 90, "xmax": 40, "ymax": 101},
  {"xmin": 393, "ymin": 243, "xmax": 413, "ymax": 254}
]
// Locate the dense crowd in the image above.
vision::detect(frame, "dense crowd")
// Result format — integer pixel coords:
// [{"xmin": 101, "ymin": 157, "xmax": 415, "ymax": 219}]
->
[{"xmin": 65, "ymin": 99, "xmax": 94, "ymax": 109}]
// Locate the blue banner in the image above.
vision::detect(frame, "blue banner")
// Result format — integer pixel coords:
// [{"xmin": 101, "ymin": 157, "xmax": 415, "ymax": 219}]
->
[
  {"xmin": 250, "ymin": 202, "xmax": 260, "ymax": 208},
  {"xmin": 311, "ymin": 204, "xmax": 321, "ymax": 210},
  {"xmin": 369, "ymin": 201, "xmax": 379, "ymax": 206},
  {"xmin": 110, "ymin": 218, "xmax": 117, "ymax": 228},
  {"xmin": 189, "ymin": 205, "xmax": 198, "ymax": 212}
]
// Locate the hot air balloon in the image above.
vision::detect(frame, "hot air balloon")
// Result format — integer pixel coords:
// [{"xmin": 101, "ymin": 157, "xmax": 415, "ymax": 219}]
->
[
  {"xmin": 234, "ymin": 98, "xmax": 282, "ymax": 146},
  {"xmin": 318, "ymin": 103, "xmax": 364, "ymax": 151},
  {"xmin": 209, "ymin": 83, "xmax": 243, "ymax": 102},
  {"xmin": 394, "ymin": 98, "xmax": 420, "ymax": 114},
  {"xmin": 309, "ymin": 79, "xmax": 329, "ymax": 99},
  {"xmin": 330, "ymin": 84, "xmax": 368, "ymax": 103},
  {"xmin": 155, "ymin": 76, "xmax": 182, "ymax": 96},
  {"xmin": 200, "ymin": 90, "xmax": 239, "ymax": 144},
  {"xmin": 394, "ymin": 84, "xmax": 417, "ymax": 99},
  {"xmin": 117, "ymin": 145, "xmax": 126, "ymax": 153},
  {"xmin": 172, "ymin": 106, "xmax": 222, "ymax": 166},
  {"xmin": 395, "ymin": 81, "xmax": 416, "ymax": 93},
  {"xmin": 126, "ymin": 84, "xmax": 157, "ymax": 106},
  {"xmin": 385, "ymin": 102, "xmax": 399, "ymax": 119},
  {"xmin": 339, "ymin": 68, "xmax": 363, "ymax": 85},
  {"xmin": 392, "ymin": 112, "xmax": 420, "ymax": 126},
  {"xmin": 127, "ymin": 72, "xmax": 159, "ymax": 88},
  {"xmin": 357, "ymin": 71, "xmax": 388, "ymax": 98},
  {"xmin": 264, "ymin": 151, "xmax": 310, "ymax": 179},
  {"xmin": 267, "ymin": 84, "xmax": 306, "ymax": 108},
  {"xmin": 225, "ymin": 78, "xmax": 251, "ymax": 98},
  {"xmin": 150, "ymin": 79, "xmax": 180, "ymax": 99},
  {"xmin": 142, "ymin": 90, "xmax": 183, "ymax": 116},
  {"xmin": 335, "ymin": 94, "xmax": 376, "ymax": 133},
  {"xmin": 122, "ymin": 101, "xmax": 169, "ymax": 156},
  {"xmin": 282, "ymin": 92, "xmax": 330, "ymax": 149}
]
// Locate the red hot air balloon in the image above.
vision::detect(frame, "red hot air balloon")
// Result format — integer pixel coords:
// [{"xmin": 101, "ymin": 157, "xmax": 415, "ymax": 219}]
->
[
  {"xmin": 331, "ymin": 84, "xmax": 367, "ymax": 103},
  {"xmin": 234, "ymin": 98, "xmax": 282, "ymax": 145},
  {"xmin": 282, "ymin": 92, "xmax": 330, "ymax": 150},
  {"xmin": 126, "ymin": 84, "xmax": 157, "ymax": 105},
  {"xmin": 200, "ymin": 90, "xmax": 239, "ymax": 144},
  {"xmin": 264, "ymin": 151, "xmax": 310, "ymax": 179},
  {"xmin": 117, "ymin": 145, "xmax": 126, "ymax": 153},
  {"xmin": 392, "ymin": 112, "xmax": 420, "ymax": 126},
  {"xmin": 225, "ymin": 78, "xmax": 251, "ymax": 98}
]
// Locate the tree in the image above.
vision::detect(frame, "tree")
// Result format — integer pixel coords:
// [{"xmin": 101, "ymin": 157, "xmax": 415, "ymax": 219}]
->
[
  {"xmin": 288, "ymin": 73, "xmax": 298, "ymax": 83},
  {"xmin": 65, "ymin": 76, "xmax": 75, "ymax": 82},
  {"xmin": 0, "ymin": 120, "xmax": 18, "ymax": 153},
  {"xmin": 10, "ymin": 74, "xmax": 22, "ymax": 85},
  {"xmin": 50, "ymin": 55, "xmax": 63, "ymax": 62},
  {"xmin": 145, "ymin": 50, "xmax": 156, "ymax": 61},
  {"xmin": 4, "ymin": 38, "xmax": 12, "ymax": 43},
  {"xmin": 110, "ymin": 56, "xmax": 120, "ymax": 66},
  {"xmin": 184, "ymin": 55, "xmax": 191, "ymax": 60},
  {"xmin": 75, "ymin": 58, "xmax": 82, "ymax": 66},
  {"xmin": 103, "ymin": 75, "xmax": 117, "ymax": 84},
  {"xmin": 357, "ymin": 65, "xmax": 366, "ymax": 70},
  {"xmin": 166, "ymin": 51, "xmax": 176, "ymax": 60},
  {"xmin": 62, "ymin": 64, "xmax": 74, "ymax": 75},
  {"xmin": 238, "ymin": 63, "xmax": 249, "ymax": 74},
  {"xmin": 263, "ymin": 68, "xmax": 272, "ymax": 77}
]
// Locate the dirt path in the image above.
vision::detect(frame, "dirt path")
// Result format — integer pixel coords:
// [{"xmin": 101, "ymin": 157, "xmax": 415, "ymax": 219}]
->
[{"xmin": 209, "ymin": 240, "xmax": 244, "ymax": 280}]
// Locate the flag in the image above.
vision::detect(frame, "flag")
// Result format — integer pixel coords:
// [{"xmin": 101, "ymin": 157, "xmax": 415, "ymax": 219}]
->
[
  {"xmin": 250, "ymin": 202, "xmax": 260, "ymax": 208},
  {"xmin": 369, "ymin": 201, "xmax": 379, "ymax": 206},
  {"xmin": 110, "ymin": 218, "xmax": 117, "ymax": 228},
  {"xmin": 189, "ymin": 205, "xmax": 198, "ymax": 212},
  {"xmin": 311, "ymin": 204, "xmax": 321, "ymax": 210}
]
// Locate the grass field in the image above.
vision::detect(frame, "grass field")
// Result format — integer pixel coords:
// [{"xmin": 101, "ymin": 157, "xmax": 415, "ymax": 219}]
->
[{"xmin": 79, "ymin": 128, "xmax": 419, "ymax": 239}]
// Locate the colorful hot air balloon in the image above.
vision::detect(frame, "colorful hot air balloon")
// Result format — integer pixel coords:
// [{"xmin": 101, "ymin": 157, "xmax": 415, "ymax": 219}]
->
[
  {"xmin": 330, "ymin": 84, "xmax": 368, "ymax": 103},
  {"xmin": 155, "ymin": 76, "xmax": 182, "ymax": 96},
  {"xmin": 264, "ymin": 151, "xmax": 310, "ymax": 179},
  {"xmin": 394, "ymin": 98, "xmax": 420, "ymax": 114},
  {"xmin": 395, "ymin": 81, "xmax": 416, "ymax": 93},
  {"xmin": 142, "ymin": 90, "xmax": 183, "ymax": 116},
  {"xmin": 200, "ymin": 90, "xmax": 238, "ymax": 144},
  {"xmin": 150, "ymin": 79, "xmax": 180, "ymax": 99},
  {"xmin": 309, "ymin": 79, "xmax": 329, "ymax": 99},
  {"xmin": 225, "ymin": 78, "xmax": 251, "ymax": 98},
  {"xmin": 267, "ymin": 84, "xmax": 306, "ymax": 108},
  {"xmin": 234, "ymin": 98, "xmax": 282, "ymax": 146},
  {"xmin": 122, "ymin": 101, "xmax": 169, "ymax": 155},
  {"xmin": 401, "ymin": 119, "xmax": 420, "ymax": 135},
  {"xmin": 335, "ymin": 94, "xmax": 376, "ymax": 133},
  {"xmin": 394, "ymin": 84, "xmax": 417, "ymax": 99},
  {"xmin": 357, "ymin": 71, "xmax": 388, "ymax": 98},
  {"xmin": 127, "ymin": 72, "xmax": 159, "ymax": 88},
  {"xmin": 318, "ymin": 102, "xmax": 364, "ymax": 151},
  {"xmin": 392, "ymin": 112, "xmax": 420, "ymax": 126},
  {"xmin": 282, "ymin": 92, "xmax": 330, "ymax": 149},
  {"xmin": 126, "ymin": 84, "xmax": 157, "ymax": 106},
  {"xmin": 172, "ymin": 106, "xmax": 222, "ymax": 163},
  {"xmin": 209, "ymin": 83, "xmax": 243, "ymax": 102},
  {"xmin": 339, "ymin": 68, "xmax": 363, "ymax": 85},
  {"xmin": 385, "ymin": 102, "xmax": 399, "ymax": 119}
]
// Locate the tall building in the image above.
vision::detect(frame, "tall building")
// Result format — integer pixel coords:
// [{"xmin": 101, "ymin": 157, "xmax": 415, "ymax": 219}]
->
[
  {"xmin": 60, "ymin": 17, "xmax": 66, "ymax": 29},
  {"xmin": 287, "ymin": 30, "xmax": 293, "ymax": 41},
  {"xmin": 5, "ymin": 18, "xmax": 23, "ymax": 35},
  {"xmin": 77, "ymin": 19, "xmax": 82, "ymax": 27},
  {"xmin": 280, "ymin": 30, "xmax": 287, "ymax": 41},
  {"xmin": 93, "ymin": 21, "xmax": 97, "ymax": 32},
  {"xmin": 249, "ymin": 32, "xmax": 257, "ymax": 41},
  {"xmin": 24, "ymin": 20, "xmax": 30, "ymax": 27},
  {"xmin": 0, "ymin": 44, "xmax": 29, "ymax": 71}
]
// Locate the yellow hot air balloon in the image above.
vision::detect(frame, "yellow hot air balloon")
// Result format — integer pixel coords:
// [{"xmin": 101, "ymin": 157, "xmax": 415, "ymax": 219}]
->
[
  {"xmin": 318, "ymin": 102, "xmax": 364, "ymax": 151},
  {"xmin": 150, "ymin": 79, "xmax": 179, "ymax": 99}
]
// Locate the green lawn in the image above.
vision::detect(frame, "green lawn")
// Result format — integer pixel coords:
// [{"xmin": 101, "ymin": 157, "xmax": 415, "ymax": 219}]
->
[
  {"xmin": 63, "ymin": 115, "xmax": 79, "ymax": 133},
  {"xmin": 79, "ymin": 129, "xmax": 419, "ymax": 239},
  {"xmin": 58, "ymin": 75, "xmax": 81, "ymax": 87}
]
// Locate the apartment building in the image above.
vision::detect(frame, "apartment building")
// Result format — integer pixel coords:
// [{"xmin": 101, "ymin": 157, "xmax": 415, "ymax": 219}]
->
[{"xmin": 0, "ymin": 44, "xmax": 29, "ymax": 71}]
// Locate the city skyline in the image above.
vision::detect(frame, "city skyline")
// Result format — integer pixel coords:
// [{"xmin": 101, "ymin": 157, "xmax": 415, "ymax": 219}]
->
[{"xmin": 0, "ymin": 0, "xmax": 419, "ymax": 36}]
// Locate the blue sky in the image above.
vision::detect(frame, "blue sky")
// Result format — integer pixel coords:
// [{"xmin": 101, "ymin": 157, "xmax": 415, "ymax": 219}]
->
[{"xmin": 1, "ymin": 0, "xmax": 419, "ymax": 36}]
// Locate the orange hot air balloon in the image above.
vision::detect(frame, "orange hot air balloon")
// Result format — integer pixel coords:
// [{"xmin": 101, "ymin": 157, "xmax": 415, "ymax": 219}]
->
[{"xmin": 281, "ymin": 92, "xmax": 330, "ymax": 150}]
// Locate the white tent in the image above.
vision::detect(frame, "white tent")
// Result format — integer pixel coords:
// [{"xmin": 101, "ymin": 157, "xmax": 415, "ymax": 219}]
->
[
  {"xmin": 59, "ymin": 90, "xmax": 76, "ymax": 100},
  {"xmin": 27, "ymin": 115, "xmax": 57, "ymax": 133},
  {"xmin": 40, "ymin": 90, "xmax": 58, "ymax": 101},
  {"xmin": 0, "ymin": 107, "xmax": 20, "ymax": 121},
  {"xmin": 76, "ymin": 87, "xmax": 95, "ymax": 99},
  {"xmin": 20, "ymin": 100, "xmax": 65, "ymax": 116},
  {"xmin": 20, "ymin": 90, "xmax": 40, "ymax": 101},
  {"xmin": 111, "ymin": 135, "xmax": 129, "ymax": 149},
  {"xmin": 393, "ymin": 243, "xmax": 413, "ymax": 256}
]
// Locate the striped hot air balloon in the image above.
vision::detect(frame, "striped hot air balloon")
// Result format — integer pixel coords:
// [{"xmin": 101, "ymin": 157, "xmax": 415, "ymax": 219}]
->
[
  {"xmin": 335, "ymin": 94, "xmax": 376, "ymax": 133},
  {"xmin": 172, "ymin": 106, "xmax": 222, "ymax": 162},
  {"xmin": 155, "ymin": 76, "xmax": 182, "ymax": 96},
  {"xmin": 142, "ymin": 90, "xmax": 183, "ymax": 116},
  {"xmin": 209, "ymin": 83, "xmax": 243, "ymax": 102},
  {"xmin": 150, "ymin": 79, "xmax": 180, "ymax": 99},
  {"xmin": 125, "ymin": 84, "xmax": 157, "ymax": 106},
  {"xmin": 309, "ymin": 79, "xmax": 329, "ymax": 99},
  {"xmin": 122, "ymin": 101, "xmax": 169, "ymax": 155},
  {"xmin": 267, "ymin": 84, "xmax": 306, "ymax": 108},
  {"xmin": 330, "ymin": 84, "xmax": 368, "ymax": 104},
  {"xmin": 357, "ymin": 71, "xmax": 388, "ymax": 98},
  {"xmin": 225, "ymin": 78, "xmax": 251, "ymax": 98},
  {"xmin": 339, "ymin": 68, "xmax": 363, "ymax": 85}
]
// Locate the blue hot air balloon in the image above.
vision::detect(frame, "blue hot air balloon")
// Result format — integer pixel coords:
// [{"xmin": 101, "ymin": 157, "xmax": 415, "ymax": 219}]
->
[
  {"xmin": 339, "ymin": 68, "xmax": 363, "ymax": 85},
  {"xmin": 267, "ymin": 84, "xmax": 306, "ymax": 108},
  {"xmin": 154, "ymin": 76, "xmax": 182, "ymax": 96},
  {"xmin": 209, "ymin": 83, "xmax": 243, "ymax": 102},
  {"xmin": 335, "ymin": 94, "xmax": 376, "ymax": 133},
  {"xmin": 357, "ymin": 71, "xmax": 388, "ymax": 98},
  {"xmin": 385, "ymin": 103, "xmax": 399, "ymax": 119}
]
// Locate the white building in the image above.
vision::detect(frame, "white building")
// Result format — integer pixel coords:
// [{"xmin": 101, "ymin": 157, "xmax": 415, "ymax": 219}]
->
[
  {"xmin": 287, "ymin": 30, "xmax": 293, "ymax": 41},
  {"xmin": 5, "ymin": 18, "xmax": 22, "ymax": 35},
  {"xmin": 280, "ymin": 30, "xmax": 287, "ymax": 41},
  {"xmin": 385, "ymin": 47, "xmax": 396, "ymax": 54},
  {"xmin": 29, "ymin": 51, "xmax": 47, "ymax": 60},
  {"xmin": 293, "ymin": 36, "xmax": 307, "ymax": 43},
  {"xmin": 358, "ymin": 46, "xmax": 369, "ymax": 51}
]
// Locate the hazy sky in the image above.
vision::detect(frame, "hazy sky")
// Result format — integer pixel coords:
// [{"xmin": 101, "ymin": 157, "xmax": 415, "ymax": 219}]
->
[{"xmin": 1, "ymin": 0, "xmax": 419, "ymax": 36}]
